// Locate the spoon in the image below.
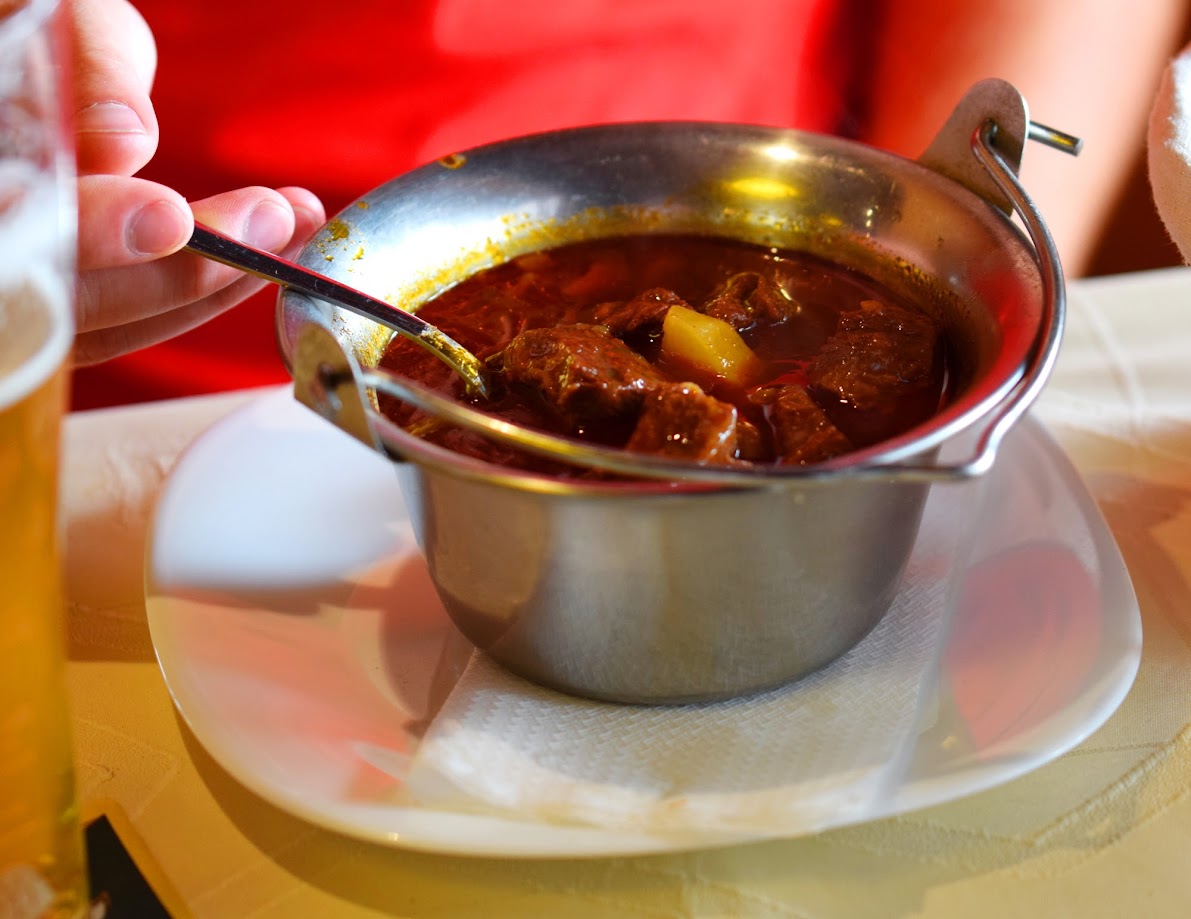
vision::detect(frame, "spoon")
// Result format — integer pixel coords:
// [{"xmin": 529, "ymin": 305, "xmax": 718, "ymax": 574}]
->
[{"xmin": 184, "ymin": 222, "xmax": 492, "ymax": 398}]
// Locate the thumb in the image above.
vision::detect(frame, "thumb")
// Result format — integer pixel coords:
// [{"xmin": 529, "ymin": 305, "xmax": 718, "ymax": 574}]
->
[{"xmin": 70, "ymin": 0, "xmax": 160, "ymax": 177}]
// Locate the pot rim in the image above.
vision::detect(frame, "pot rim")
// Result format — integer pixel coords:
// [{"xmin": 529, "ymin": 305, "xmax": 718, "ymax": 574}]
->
[{"xmin": 282, "ymin": 113, "xmax": 1066, "ymax": 495}]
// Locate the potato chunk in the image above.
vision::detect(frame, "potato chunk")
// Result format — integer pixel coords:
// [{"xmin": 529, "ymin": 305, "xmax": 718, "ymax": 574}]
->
[{"xmin": 660, "ymin": 305, "xmax": 761, "ymax": 385}]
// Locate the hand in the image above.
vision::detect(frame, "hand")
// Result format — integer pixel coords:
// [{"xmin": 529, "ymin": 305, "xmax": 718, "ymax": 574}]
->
[{"xmin": 68, "ymin": 0, "xmax": 326, "ymax": 364}]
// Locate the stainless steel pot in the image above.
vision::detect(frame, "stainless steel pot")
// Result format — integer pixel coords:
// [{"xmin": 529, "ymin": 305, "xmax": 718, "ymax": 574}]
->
[{"xmin": 278, "ymin": 79, "xmax": 1076, "ymax": 704}]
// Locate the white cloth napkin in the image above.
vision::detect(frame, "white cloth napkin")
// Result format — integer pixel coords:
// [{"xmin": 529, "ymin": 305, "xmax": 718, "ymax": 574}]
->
[
  {"xmin": 405, "ymin": 484, "xmax": 973, "ymax": 836},
  {"xmin": 1149, "ymin": 42, "xmax": 1191, "ymax": 263}
]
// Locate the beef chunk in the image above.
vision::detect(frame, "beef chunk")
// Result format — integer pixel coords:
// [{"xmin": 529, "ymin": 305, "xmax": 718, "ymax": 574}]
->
[
  {"xmin": 625, "ymin": 382, "xmax": 739, "ymax": 463},
  {"xmin": 495, "ymin": 324, "xmax": 664, "ymax": 421},
  {"xmin": 593, "ymin": 287, "xmax": 690, "ymax": 337},
  {"xmin": 701, "ymin": 271, "xmax": 799, "ymax": 331},
  {"xmin": 734, "ymin": 416, "xmax": 766, "ymax": 462},
  {"xmin": 810, "ymin": 299, "xmax": 939, "ymax": 410},
  {"xmin": 751, "ymin": 384, "xmax": 853, "ymax": 465}
]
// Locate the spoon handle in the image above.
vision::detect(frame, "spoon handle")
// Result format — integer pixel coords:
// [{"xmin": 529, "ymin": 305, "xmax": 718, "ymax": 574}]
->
[{"xmin": 185, "ymin": 223, "xmax": 490, "ymax": 397}]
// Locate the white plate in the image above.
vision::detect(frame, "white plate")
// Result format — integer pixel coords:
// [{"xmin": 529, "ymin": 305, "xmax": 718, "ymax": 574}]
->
[{"xmin": 146, "ymin": 389, "xmax": 1141, "ymax": 858}]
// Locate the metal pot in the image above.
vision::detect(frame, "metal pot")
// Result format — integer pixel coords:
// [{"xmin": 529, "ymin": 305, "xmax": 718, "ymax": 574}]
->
[{"xmin": 278, "ymin": 80, "xmax": 1075, "ymax": 703}]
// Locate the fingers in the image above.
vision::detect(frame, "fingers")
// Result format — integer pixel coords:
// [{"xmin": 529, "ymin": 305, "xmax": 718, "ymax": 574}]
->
[
  {"xmin": 77, "ymin": 174, "xmax": 193, "ymax": 270},
  {"xmin": 77, "ymin": 185, "xmax": 300, "ymax": 333},
  {"xmin": 64, "ymin": 0, "xmax": 332, "ymax": 364},
  {"xmin": 72, "ymin": 274, "xmax": 276, "ymax": 366},
  {"xmin": 274, "ymin": 186, "xmax": 325, "ymax": 234},
  {"xmin": 73, "ymin": 186, "xmax": 326, "ymax": 365},
  {"xmin": 69, "ymin": 0, "xmax": 160, "ymax": 176}
]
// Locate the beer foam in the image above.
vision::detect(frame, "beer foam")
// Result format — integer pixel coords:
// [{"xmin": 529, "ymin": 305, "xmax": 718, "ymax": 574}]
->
[{"xmin": 0, "ymin": 161, "xmax": 73, "ymax": 410}]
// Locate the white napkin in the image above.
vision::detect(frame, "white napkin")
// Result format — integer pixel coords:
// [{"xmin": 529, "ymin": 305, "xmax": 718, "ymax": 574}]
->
[
  {"xmin": 1149, "ymin": 42, "xmax": 1191, "ymax": 263},
  {"xmin": 405, "ymin": 485, "xmax": 974, "ymax": 836}
]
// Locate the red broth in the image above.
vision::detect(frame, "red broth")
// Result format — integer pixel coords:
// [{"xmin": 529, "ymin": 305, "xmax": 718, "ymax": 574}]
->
[{"xmin": 377, "ymin": 234, "xmax": 949, "ymax": 475}]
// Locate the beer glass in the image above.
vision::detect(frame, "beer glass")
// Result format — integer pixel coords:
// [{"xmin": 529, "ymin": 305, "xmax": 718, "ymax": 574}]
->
[{"xmin": 0, "ymin": 0, "xmax": 87, "ymax": 917}]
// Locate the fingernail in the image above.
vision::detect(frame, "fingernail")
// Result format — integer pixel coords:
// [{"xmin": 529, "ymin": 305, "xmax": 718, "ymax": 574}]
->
[
  {"xmin": 76, "ymin": 101, "xmax": 147, "ymax": 136},
  {"xmin": 244, "ymin": 200, "xmax": 291, "ymax": 251},
  {"xmin": 126, "ymin": 199, "xmax": 190, "ymax": 256},
  {"xmin": 290, "ymin": 203, "xmax": 324, "ymax": 240}
]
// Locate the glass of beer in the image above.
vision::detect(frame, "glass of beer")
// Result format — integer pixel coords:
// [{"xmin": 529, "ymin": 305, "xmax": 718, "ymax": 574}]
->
[{"xmin": 0, "ymin": 0, "xmax": 87, "ymax": 917}]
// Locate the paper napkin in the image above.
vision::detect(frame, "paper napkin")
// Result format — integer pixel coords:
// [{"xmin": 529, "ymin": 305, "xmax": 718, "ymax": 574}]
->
[{"xmin": 405, "ymin": 484, "xmax": 977, "ymax": 836}]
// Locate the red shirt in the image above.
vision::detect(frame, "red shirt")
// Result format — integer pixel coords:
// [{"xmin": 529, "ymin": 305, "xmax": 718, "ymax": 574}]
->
[{"xmin": 72, "ymin": 0, "xmax": 864, "ymax": 408}]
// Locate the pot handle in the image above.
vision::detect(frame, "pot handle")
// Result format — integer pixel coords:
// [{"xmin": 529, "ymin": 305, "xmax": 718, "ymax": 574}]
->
[
  {"xmin": 889, "ymin": 80, "xmax": 1082, "ymax": 483},
  {"xmin": 918, "ymin": 78, "xmax": 1081, "ymax": 215}
]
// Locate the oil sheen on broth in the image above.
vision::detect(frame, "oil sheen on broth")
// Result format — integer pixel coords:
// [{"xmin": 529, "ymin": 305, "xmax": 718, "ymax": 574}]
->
[{"xmin": 378, "ymin": 234, "xmax": 949, "ymax": 476}]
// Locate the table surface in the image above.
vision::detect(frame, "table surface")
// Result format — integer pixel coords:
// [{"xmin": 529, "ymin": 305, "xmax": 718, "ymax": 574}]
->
[{"xmin": 61, "ymin": 266, "xmax": 1191, "ymax": 918}]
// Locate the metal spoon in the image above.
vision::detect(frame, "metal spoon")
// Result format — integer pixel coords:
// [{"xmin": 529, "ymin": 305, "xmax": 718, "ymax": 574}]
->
[{"xmin": 185, "ymin": 222, "xmax": 492, "ymax": 398}]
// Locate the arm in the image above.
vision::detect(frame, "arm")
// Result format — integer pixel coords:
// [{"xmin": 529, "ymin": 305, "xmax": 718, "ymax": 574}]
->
[
  {"xmin": 68, "ymin": 0, "xmax": 326, "ymax": 363},
  {"xmin": 861, "ymin": 0, "xmax": 1188, "ymax": 276}
]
